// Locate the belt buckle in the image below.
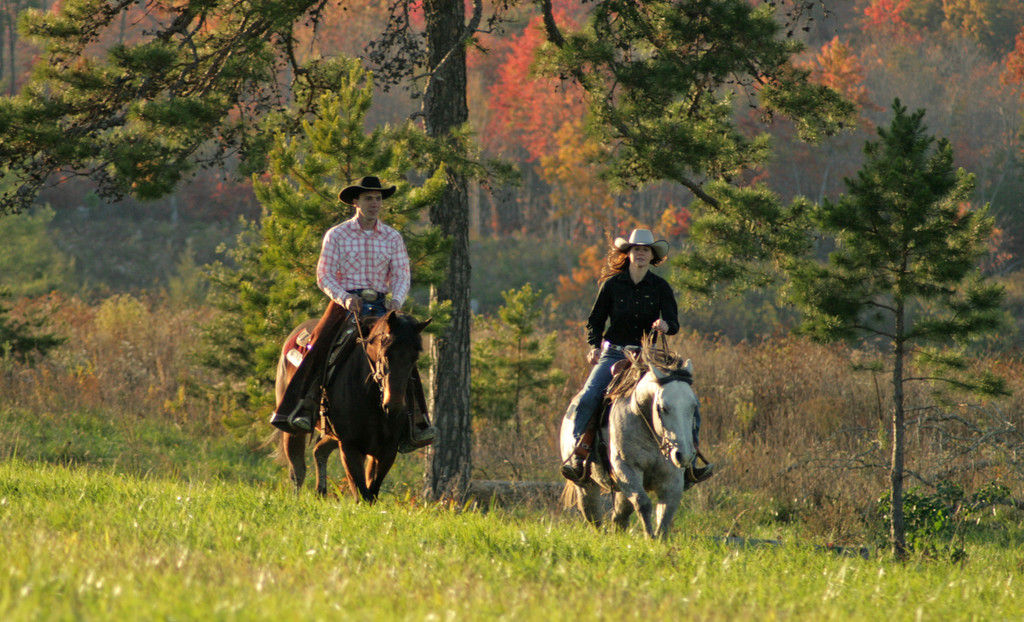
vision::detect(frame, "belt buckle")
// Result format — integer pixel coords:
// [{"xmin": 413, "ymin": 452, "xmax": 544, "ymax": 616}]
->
[{"xmin": 359, "ymin": 289, "xmax": 378, "ymax": 302}]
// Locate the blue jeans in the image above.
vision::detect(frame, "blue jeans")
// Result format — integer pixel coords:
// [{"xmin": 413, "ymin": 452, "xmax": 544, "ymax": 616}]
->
[
  {"xmin": 566, "ymin": 348, "xmax": 626, "ymax": 439},
  {"xmin": 565, "ymin": 347, "xmax": 702, "ymax": 449},
  {"xmin": 359, "ymin": 299, "xmax": 387, "ymax": 316}
]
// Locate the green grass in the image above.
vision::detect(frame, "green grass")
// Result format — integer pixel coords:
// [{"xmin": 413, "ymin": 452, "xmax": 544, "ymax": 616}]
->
[
  {"xmin": 2, "ymin": 407, "xmax": 1023, "ymax": 620},
  {"xmin": 0, "ymin": 406, "xmax": 283, "ymax": 484},
  {"xmin": 1, "ymin": 458, "xmax": 1023, "ymax": 621}
]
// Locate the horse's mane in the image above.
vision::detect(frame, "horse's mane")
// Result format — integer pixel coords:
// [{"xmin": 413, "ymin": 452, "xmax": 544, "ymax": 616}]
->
[{"xmin": 605, "ymin": 335, "xmax": 688, "ymax": 402}]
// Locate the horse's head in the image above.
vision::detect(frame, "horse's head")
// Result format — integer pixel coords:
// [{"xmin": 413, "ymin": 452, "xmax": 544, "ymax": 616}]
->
[
  {"xmin": 363, "ymin": 311, "xmax": 431, "ymax": 415},
  {"xmin": 629, "ymin": 345, "xmax": 698, "ymax": 470}
]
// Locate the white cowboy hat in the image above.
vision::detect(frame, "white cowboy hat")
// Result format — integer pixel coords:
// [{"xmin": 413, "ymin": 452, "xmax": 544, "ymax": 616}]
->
[{"xmin": 613, "ymin": 228, "xmax": 669, "ymax": 262}]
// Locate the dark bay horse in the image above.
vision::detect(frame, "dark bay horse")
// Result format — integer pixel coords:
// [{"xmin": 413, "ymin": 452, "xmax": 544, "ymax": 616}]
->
[{"xmin": 276, "ymin": 311, "xmax": 430, "ymax": 502}]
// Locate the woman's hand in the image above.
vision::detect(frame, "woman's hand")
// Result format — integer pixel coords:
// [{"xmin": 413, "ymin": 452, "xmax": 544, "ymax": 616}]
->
[
  {"xmin": 652, "ymin": 318, "xmax": 668, "ymax": 333},
  {"xmin": 587, "ymin": 348, "xmax": 601, "ymax": 365}
]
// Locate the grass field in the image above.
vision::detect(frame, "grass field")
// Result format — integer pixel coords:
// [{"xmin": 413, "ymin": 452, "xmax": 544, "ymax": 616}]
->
[
  {"xmin": 3, "ymin": 311, "xmax": 1024, "ymax": 620},
  {"xmin": 2, "ymin": 451, "xmax": 1023, "ymax": 620}
]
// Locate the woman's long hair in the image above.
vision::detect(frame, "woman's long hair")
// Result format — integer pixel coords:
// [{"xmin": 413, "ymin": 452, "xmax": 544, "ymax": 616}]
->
[
  {"xmin": 598, "ymin": 243, "xmax": 666, "ymax": 283},
  {"xmin": 598, "ymin": 248, "xmax": 630, "ymax": 283}
]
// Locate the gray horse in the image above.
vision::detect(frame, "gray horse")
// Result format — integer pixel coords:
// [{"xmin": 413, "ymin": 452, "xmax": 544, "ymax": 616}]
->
[{"xmin": 560, "ymin": 341, "xmax": 699, "ymax": 539}]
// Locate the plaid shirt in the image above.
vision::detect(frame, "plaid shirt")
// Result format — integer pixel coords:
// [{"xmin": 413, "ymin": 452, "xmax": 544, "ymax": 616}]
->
[{"xmin": 316, "ymin": 217, "xmax": 411, "ymax": 307}]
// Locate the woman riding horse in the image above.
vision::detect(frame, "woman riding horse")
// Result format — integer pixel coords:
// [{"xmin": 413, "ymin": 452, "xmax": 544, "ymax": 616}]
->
[
  {"xmin": 562, "ymin": 339, "xmax": 701, "ymax": 538},
  {"xmin": 560, "ymin": 228, "xmax": 713, "ymax": 484}
]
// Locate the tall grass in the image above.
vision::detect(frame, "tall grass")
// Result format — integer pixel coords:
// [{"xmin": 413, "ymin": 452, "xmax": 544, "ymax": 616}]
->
[
  {"xmin": 2, "ymin": 459, "xmax": 1023, "ymax": 621},
  {"xmin": 3, "ymin": 294, "xmax": 1024, "ymax": 547},
  {"xmin": 475, "ymin": 324, "xmax": 1024, "ymax": 545}
]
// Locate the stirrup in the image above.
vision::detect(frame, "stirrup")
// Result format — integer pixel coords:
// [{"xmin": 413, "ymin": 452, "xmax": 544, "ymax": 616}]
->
[
  {"xmin": 410, "ymin": 424, "xmax": 436, "ymax": 444},
  {"xmin": 685, "ymin": 462, "xmax": 714, "ymax": 484},
  {"xmin": 288, "ymin": 409, "xmax": 313, "ymax": 432},
  {"xmin": 287, "ymin": 395, "xmax": 319, "ymax": 432},
  {"xmin": 560, "ymin": 453, "xmax": 589, "ymax": 483}
]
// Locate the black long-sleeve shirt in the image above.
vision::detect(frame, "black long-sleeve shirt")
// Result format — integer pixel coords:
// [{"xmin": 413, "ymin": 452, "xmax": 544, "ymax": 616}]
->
[{"xmin": 586, "ymin": 270, "xmax": 679, "ymax": 348}]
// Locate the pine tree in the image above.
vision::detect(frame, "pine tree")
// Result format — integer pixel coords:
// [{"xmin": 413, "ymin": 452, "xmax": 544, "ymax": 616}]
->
[
  {"xmin": 471, "ymin": 284, "xmax": 566, "ymax": 437},
  {"xmin": 0, "ymin": 0, "xmax": 493, "ymax": 500},
  {"xmin": 200, "ymin": 59, "xmax": 448, "ymax": 434},
  {"xmin": 535, "ymin": 0, "xmax": 855, "ymax": 296},
  {"xmin": 0, "ymin": 206, "xmax": 72, "ymax": 296},
  {"xmin": 0, "ymin": 287, "xmax": 63, "ymax": 362},
  {"xmin": 787, "ymin": 100, "xmax": 1007, "ymax": 557}
]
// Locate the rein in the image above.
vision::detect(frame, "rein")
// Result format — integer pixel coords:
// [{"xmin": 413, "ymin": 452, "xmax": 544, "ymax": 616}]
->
[{"xmin": 352, "ymin": 312, "xmax": 389, "ymax": 390}]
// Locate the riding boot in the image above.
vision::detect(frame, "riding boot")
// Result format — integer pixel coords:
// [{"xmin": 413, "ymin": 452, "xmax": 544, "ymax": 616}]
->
[
  {"xmin": 560, "ymin": 428, "xmax": 595, "ymax": 483},
  {"xmin": 685, "ymin": 451, "xmax": 715, "ymax": 485},
  {"xmin": 407, "ymin": 369, "xmax": 436, "ymax": 447},
  {"xmin": 270, "ymin": 301, "xmax": 350, "ymax": 433}
]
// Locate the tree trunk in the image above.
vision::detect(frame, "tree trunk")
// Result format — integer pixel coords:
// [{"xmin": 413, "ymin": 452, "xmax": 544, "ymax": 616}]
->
[
  {"xmin": 890, "ymin": 304, "xmax": 907, "ymax": 559},
  {"xmin": 422, "ymin": 0, "xmax": 472, "ymax": 501},
  {"xmin": 6, "ymin": 19, "xmax": 13, "ymax": 96},
  {"xmin": 0, "ymin": 17, "xmax": 8, "ymax": 96}
]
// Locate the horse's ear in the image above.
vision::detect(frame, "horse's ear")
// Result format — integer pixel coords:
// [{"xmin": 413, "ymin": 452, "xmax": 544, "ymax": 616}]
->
[
  {"xmin": 415, "ymin": 318, "xmax": 432, "ymax": 333},
  {"xmin": 625, "ymin": 346, "xmax": 642, "ymax": 367},
  {"xmin": 684, "ymin": 358, "xmax": 693, "ymax": 376}
]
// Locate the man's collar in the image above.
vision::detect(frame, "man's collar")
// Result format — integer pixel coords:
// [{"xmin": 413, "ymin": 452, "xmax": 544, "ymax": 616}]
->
[{"xmin": 344, "ymin": 216, "xmax": 379, "ymax": 232}]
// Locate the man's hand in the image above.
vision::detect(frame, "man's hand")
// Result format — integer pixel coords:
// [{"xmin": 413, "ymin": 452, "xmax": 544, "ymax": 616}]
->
[
  {"xmin": 342, "ymin": 295, "xmax": 361, "ymax": 314},
  {"xmin": 587, "ymin": 348, "xmax": 601, "ymax": 365},
  {"xmin": 652, "ymin": 319, "xmax": 669, "ymax": 333},
  {"xmin": 385, "ymin": 298, "xmax": 401, "ymax": 312}
]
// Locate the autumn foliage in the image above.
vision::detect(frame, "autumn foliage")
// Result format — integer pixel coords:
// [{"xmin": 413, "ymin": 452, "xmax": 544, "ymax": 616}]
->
[
  {"xmin": 809, "ymin": 37, "xmax": 876, "ymax": 118},
  {"xmin": 484, "ymin": 14, "xmax": 586, "ymax": 161}
]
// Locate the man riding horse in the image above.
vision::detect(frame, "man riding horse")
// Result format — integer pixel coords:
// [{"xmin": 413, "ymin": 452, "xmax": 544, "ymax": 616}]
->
[{"xmin": 270, "ymin": 175, "xmax": 436, "ymax": 446}]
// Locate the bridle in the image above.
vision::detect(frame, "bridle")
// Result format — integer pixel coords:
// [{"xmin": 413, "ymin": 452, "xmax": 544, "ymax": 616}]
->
[
  {"xmin": 353, "ymin": 312, "xmax": 393, "ymax": 395},
  {"xmin": 630, "ymin": 365, "xmax": 697, "ymax": 478}
]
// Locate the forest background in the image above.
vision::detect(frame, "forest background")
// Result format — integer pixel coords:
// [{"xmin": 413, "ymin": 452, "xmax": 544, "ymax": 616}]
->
[{"xmin": 3, "ymin": 0, "xmax": 1024, "ymax": 552}]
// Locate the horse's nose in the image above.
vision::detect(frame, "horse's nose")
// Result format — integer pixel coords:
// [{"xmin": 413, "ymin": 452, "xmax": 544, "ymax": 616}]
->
[{"xmin": 671, "ymin": 449, "xmax": 691, "ymax": 469}]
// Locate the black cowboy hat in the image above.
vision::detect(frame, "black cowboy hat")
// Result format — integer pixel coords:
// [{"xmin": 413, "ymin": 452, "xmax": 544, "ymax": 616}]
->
[{"xmin": 339, "ymin": 176, "xmax": 397, "ymax": 205}]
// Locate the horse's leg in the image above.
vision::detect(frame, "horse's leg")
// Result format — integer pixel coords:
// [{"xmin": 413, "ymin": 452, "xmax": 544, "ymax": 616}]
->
[
  {"xmin": 653, "ymin": 478, "xmax": 686, "ymax": 540},
  {"xmin": 577, "ymin": 482, "xmax": 604, "ymax": 527},
  {"xmin": 611, "ymin": 491, "xmax": 634, "ymax": 531},
  {"xmin": 363, "ymin": 457, "xmax": 380, "ymax": 502},
  {"xmin": 339, "ymin": 441, "xmax": 373, "ymax": 502},
  {"xmin": 282, "ymin": 432, "xmax": 307, "ymax": 492},
  {"xmin": 615, "ymin": 464, "xmax": 655, "ymax": 538},
  {"xmin": 365, "ymin": 451, "xmax": 397, "ymax": 502},
  {"xmin": 312, "ymin": 436, "xmax": 336, "ymax": 498}
]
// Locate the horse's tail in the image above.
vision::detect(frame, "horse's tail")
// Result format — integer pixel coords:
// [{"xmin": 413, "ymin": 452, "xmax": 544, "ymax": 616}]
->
[
  {"xmin": 266, "ymin": 429, "xmax": 287, "ymax": 463},
  {"xmin": 559, "ymin": 481, "xmax": 580, "ymax": 510}
]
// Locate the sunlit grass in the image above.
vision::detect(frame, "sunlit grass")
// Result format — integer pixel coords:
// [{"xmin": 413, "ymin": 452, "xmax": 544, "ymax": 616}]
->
[{"xmin": 1, "ymin": 459, "xmax": 1022, "ymax": 621}]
